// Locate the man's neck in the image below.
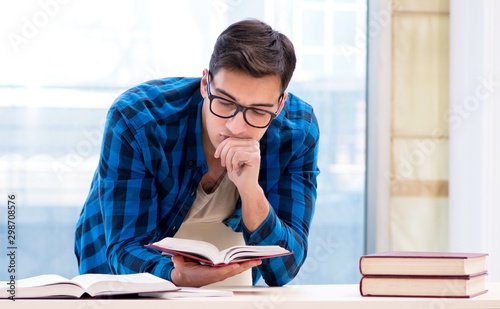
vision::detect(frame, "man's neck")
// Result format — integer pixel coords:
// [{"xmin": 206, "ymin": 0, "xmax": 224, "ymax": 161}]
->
[{"xmin": 200, "ymin": 153, "xmax": 227, "ymax": 193}]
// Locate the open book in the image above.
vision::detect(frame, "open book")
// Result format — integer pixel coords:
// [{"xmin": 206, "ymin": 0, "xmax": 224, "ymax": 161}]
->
[
  {"xmin": 145, "ymin": 237, "xmax": 292, "ymax": 266},
  {"xmin": 1, "ymin": 273, "xmax": 178, "ymax": 299}
]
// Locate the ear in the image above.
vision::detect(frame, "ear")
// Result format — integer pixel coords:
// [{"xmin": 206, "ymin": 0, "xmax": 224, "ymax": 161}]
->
[
  {"xmin": 276, "ymin": 92, "xmax": 288, "ymax": 115},
  {"xmin": 200, "ymin": 69, "xmax": 210, "ymax": 99}
]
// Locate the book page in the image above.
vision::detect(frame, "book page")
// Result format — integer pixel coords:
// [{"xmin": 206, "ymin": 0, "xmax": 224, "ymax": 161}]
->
[
  {"xmin": 221, "ymin": 245, "xmax": 290, "ymax": 263},
  {"xmin": 71, "ymin": 273, "xmax": 177, "ymax": 296},
  {"xmin": 152, "ymin": 237, "xmax": 222, "ymax": 263},
  {"xmin": 1, "ymin": 275, "xmax": 84, "ymax": 298},
  {"xmin": 15, "ymin": 274, "xmax": 75, "ymax": 288}
]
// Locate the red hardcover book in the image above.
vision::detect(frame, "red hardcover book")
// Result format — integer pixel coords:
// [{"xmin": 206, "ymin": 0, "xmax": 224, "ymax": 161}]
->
[
  {"xmin": 359, "ymin": 273, "xmax": 488, "ymax": 298},
  {"xmin": 359, "ymin": 251, "xmax": 488, "ymax": 276}
]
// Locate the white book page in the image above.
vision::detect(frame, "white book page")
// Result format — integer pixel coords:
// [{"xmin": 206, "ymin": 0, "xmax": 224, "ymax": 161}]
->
[
  {"xmin": 221, "ymin": 245, "xmax": 289, "ymax": 263},
  {"xmin": 15, "ymin": 274, "xmax": 75, "ymax": 288},
  {"xmin": 72, "ymin": 273, "xmax": 177, "ymax": 296},
  {"xmin": 1, "ymin": 275, "xmax": 84, "ymax": 298},
  {"xmin": 157, "ymin": 238, "xmax": 222, "ymax": 263}
]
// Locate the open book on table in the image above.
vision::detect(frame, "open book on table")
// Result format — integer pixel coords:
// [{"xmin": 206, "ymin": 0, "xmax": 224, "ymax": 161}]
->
[
  {"xmin": 1, "ymin": 273, "xmax": 178, "ymax": 299},
  {"xmin": 145, "ymin": 237, "xmax": 292, "ymax": 266}
]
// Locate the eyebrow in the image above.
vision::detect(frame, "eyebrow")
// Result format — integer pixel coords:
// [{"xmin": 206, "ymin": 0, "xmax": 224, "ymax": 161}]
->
[{"xmin": 214, "ymin": 86, "xmax": 276, "ymax": 108}]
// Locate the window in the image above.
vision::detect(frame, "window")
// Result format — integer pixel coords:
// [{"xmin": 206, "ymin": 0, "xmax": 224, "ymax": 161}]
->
[{"xmin": 0, "ymin": 0, "xmax": 366, "ymax": 284}]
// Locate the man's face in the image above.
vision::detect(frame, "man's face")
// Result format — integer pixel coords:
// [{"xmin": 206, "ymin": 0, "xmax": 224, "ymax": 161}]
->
[{"xmin": 200, "ymin": 68, "xmax": 286, "ymax": 154}]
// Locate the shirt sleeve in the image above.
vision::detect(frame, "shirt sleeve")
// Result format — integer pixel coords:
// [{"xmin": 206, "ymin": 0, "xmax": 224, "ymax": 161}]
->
[
  {"xmin": 243, "ymin": 111, "xmax": 320, "ymax": 286},
  {"xmin": 98, "ymin": 107, "xmax": 175, "ymax": 281}
]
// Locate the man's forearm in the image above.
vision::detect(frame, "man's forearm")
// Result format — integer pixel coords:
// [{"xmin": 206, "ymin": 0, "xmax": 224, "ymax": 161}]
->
[{"xmin": 239, "ymin": 185, "xmax": 270, "ymax": 232}]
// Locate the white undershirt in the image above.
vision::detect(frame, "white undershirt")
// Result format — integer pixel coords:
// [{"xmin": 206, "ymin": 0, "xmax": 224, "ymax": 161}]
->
[{"xmin": 173, "ymin": 174, "xmax": 252, "ymax": 286}]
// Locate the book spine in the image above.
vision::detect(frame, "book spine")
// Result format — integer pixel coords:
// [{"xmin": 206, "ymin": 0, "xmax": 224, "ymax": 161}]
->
[{"xmin": 358, "ymin": 256, "xmax": 365, "ymax": 275}]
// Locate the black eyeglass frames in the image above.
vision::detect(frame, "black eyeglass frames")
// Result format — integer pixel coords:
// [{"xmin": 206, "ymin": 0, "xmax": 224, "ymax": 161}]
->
[{"xmin": 206, "ymin": 73, "xmax": 281, "ymax": 129}]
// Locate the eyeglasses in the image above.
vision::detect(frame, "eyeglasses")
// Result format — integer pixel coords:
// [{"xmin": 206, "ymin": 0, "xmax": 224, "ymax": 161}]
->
[{"xmin": 206, "ymin": 73, "xmax": 280, "ymax": 129}]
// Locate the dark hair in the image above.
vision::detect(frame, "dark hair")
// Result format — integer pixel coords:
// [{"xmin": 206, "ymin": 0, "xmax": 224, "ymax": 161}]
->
[{"xmin": 209, "ymin": 19, "xmax": 296, "ymax": 93}]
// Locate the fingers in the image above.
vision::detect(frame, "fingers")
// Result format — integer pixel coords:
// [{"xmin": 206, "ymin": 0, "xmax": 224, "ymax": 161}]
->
[
  {"xmin": 171, "ymin": 254, "xmax": 191, "ymax": 266},
  {"xmin": 215, "ymin": 138, "xmax": 260, "ymax": 172},
  {"xmin": 171, "ymin": 255, "xmax": 262, "ymax": 287},
  {"xmin": 215, "ymin": 259, "xmax": 262, "ymax": 279},
  {"xmin": 239, "ymin": 259, "xmax": 262, "ymax": 271},
  {"xmin": 221, "ymin": 147, "xmax": 246, "ymax": 172}
]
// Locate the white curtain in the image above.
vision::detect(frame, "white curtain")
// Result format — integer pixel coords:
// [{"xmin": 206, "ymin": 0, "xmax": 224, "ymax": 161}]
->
[{"xmin": 449, "ymin": 0, "xmax": 500, "ymax": 281}]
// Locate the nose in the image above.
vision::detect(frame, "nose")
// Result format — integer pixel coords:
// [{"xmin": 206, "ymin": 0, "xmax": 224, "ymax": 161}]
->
[{"xmin": 225, "ymin": 110, "xmax": 248, "ymax": 135}]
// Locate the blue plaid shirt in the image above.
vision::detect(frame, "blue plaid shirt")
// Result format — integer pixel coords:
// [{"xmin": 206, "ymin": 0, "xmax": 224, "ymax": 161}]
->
[{"xmin": 75, "ymin": 77, "xmax": 320, "ymax": 286}]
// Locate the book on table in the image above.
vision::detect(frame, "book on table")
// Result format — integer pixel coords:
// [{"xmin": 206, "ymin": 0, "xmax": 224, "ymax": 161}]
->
[
  {"xmin": 359, "ymin": 251, "xmax": 488, "ymax": 276},
  {"xmin": 358, "ymin": 251, "xmax": 488, "ymax": 298},
  {"xmin": 0, "ymin": 273, "xmax": 178, "ymax": 299},
  {"xmin": 359, "ymin": 273, "xmax": 488, "ymax": 298},
  {"xmin": 145, "ymin": 237, "xmax": 292, "ymax": 266}
]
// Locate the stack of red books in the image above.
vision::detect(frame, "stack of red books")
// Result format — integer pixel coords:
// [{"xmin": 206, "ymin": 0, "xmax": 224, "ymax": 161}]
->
[{"xmin": 359, "ymin": 251, "xmax": 488, "ymax": 298}]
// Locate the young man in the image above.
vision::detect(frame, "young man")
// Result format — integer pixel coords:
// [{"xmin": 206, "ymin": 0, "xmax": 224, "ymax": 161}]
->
[{"xmin": 75, "ymin": 19, "xmax": 320, "ymax": 287}]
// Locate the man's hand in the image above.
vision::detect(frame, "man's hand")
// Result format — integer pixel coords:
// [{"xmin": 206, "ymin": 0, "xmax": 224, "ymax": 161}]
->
[
  {"xmin": 170, "ymin": 255, "xmax": 261, "ymax": 287},
  {"xmin": 215, "ymin": 138, "xmax": 260, "ymax": 193},
  {"xmin": 214, "ymin": 137, "xmax": 260, "ymax": 193},
  {"xmin": 214, "ymin": 137, "xmax": 270, "ymax": 232}
]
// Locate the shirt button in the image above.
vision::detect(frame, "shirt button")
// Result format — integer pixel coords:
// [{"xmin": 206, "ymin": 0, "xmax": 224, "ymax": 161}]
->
[
  {"xmin": 172, "ymin": 226, "xmax": 176, "ymax": 231},
  {"xmin": 188, "ymin": 160, "xmax": 194, "ymax": 166},
  {"xmin": 191, "ymin": 191, "xmax": 195, "ymax": 196}
]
